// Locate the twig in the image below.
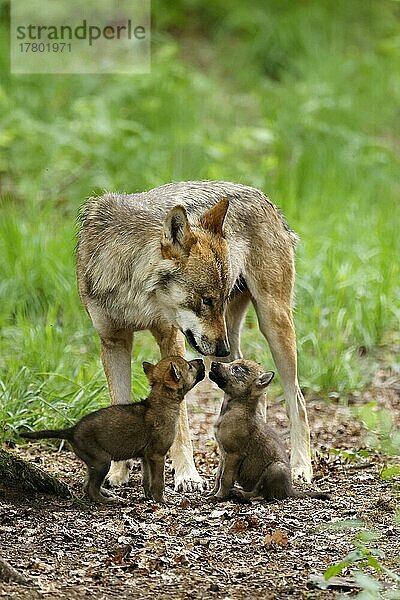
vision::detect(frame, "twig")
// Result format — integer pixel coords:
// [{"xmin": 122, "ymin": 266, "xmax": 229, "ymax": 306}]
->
[{"xmin": 345, "ymin": 462, "xmax": 375, "ymax": 471}]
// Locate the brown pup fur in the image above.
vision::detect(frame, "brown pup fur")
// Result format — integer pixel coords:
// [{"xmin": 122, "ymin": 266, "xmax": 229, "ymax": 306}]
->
[
  {"xmin": 209, "ymin": 359, "xmax": 330, "ymax": 502},
  {"xmin": 21, "ymin": 357, "xmax": 205, "ymax": 504}
]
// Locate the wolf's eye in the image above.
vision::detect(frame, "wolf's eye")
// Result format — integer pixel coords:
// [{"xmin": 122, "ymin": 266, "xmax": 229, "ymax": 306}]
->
[
  {"xmin": 201, "ymin": 297, "xmax": 213, "ymax": 307},
  {"xmin": 231, "ymin": 365, "xmax": 242, "ymax": 376}
]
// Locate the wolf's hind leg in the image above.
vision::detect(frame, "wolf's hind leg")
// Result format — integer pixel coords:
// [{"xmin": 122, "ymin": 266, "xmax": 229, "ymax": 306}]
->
[
  {"xmin": 79, "ymin": 448, "xmax": 117, "ymax": 503},
  {"xmin": 247, "ymin": 275, "xmax": 312, "ymax": 483},
  {"xmin": 224, "ymin": 291, "xmax": 250, "ymax": 361},
  {"xmin": 87, "ymin": 464, "xmax": 118, "ymax": 503},
  {"xmin": 141, "ymin": 457, "xmax": 152, "ymax": 499},
  {"xmin": 233, "ymin": 462, "xmax": 291, "ymax": 502}
]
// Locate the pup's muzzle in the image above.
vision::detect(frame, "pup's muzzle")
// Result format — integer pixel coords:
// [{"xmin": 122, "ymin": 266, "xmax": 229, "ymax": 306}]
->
[
  {"xmin": 209, "ymin": 361, "xmax": 227, "ymax": 388},
  {"xmin": 190, "ymin": 359, "xmax": 206, "ymax": 384}
]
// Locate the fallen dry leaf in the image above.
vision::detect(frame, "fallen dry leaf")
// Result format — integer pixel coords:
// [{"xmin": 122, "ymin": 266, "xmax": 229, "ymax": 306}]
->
[
  {"xmin": 264, "ymin": 529, "xmax": 289, "ymax": 547},
  {"xmin": 180, "ymin": 498, "xmax": 191, "ymax": 509},
  {"xmin": 229, "ymin": 519, "xmax": 248, "ymax": 534}
]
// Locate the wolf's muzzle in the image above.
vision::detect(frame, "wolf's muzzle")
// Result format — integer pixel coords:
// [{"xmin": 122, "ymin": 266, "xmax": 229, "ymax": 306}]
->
[
  {"xmin": 185, "ymin": 330, "xmax": 206, "ymax": 355},
  {"xmin": 214, "ymin": 340, "xmax": 230, "ymax": 357},
  {"xmin": 184, "ymin": 330, "xmax": 230, "ymax": 357}
]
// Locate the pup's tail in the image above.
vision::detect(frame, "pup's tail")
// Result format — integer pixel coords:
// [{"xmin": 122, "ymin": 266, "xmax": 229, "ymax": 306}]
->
[
  {"xmin": 291, "ymin": 489, "xmax": 331, "ymax": 500},
  {"xmin": 21, "ymin": 427, "xmax": 74, "ymax": 441}
]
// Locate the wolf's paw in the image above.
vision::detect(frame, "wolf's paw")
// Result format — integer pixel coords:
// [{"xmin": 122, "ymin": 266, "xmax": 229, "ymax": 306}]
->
[
  {"xmin": 291, "ymin": 460, "xmax": 313, "ymax": 483},
  {"xmin": 106, "ymin": 460, "xmax": 133, "ymax": 487},
  {"xmin": 174, "ymin": 471, "xmax": 205, "ymax": 493},
  {"xmin": 100, "ymin": 487, "xmax": 118, "ymax": 499},
  {"xmin": 101, "ymin": 494, "xmax": 121, "ymax": 505}
]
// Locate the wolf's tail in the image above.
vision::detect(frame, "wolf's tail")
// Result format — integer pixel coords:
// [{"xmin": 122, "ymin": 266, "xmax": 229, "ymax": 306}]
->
[
  {"xmin": 21, "ymin": 427, "xmax": 74, "ymax": 441},
  {"xmin": 291, "ymin": 489, "xmax": 331, "ymax": 500}
]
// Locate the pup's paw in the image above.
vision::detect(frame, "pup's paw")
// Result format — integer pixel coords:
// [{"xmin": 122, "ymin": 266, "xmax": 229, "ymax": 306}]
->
[
  {"xmin": 291, "ymin": 460, "xmax": 313, "ymax": 483},
  {"xmin": 208, "ymin": 495, "xmax": 221, "ymax": 503},
  {"xmin": 106, "ymin": 460, "xmax": 133, "ymax": 487},
  {"xmin": 90, "ymin": 490, "xmax": 121, "ymax": 505},
  {"xmin": 208, "ymin": 493, "xmax": 227, "ymax": 503},
  {"xmin": 229, "ymin": 488, "xmax": 252, "ymax": 504},
  {"xmin": 174, "ymin": 471, "xmax": 204, "ymax": 493}
]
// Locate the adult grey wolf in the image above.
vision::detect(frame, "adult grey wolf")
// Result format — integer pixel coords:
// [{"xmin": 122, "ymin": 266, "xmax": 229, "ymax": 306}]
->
[
  {"xmin": 209, "ymin": 359, "xmax": 329, "ymax": 502},
  {"xmin": 76, "ymin": 180, "xmax": 312, "ymax": 491},
  {"xmin": 22, "ymin": 357, "xmax": 205, "ymax": 503}
]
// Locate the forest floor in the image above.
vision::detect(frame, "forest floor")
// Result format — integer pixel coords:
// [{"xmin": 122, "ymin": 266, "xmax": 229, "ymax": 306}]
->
[{"xmin": 1, "ymin": 368, "xmax": 399, "ymax": 599}]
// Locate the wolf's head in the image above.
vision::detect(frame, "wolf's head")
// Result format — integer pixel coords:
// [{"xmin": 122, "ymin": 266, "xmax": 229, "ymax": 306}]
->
[
  {"xmin": 143, "ymin": 356, "xmax": 205, "ymax": 399},
  {"xmin": 157, "ymin": 198, "xmax": 231, "ymax": 357},
  {"xmin": 209, "ymin": 359, "xmax": 274, "ymax": 401}
]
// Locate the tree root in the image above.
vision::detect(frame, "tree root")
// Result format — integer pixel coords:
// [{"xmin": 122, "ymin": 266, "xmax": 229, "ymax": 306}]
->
[
  {"xmin": 0, "ymin": 556, "xmax": 32, "ymax": 586},
  {"xmin": 0, "ymin": 447, "xmax": 71, "ymax": 498}
]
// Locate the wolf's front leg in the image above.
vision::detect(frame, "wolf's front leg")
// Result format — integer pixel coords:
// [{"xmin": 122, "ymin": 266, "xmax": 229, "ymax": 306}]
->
[
  {"xmin": 211, "ymin": 453, "xmax": 241, "ymax": 500},
  {"xmin": 169, "ymin": 398, "xmax": 204, "ymax": 492},
  {"xmin": 248, "ymin": 289, "xmax": 313, "ymax": 483},
  {"xmin": 148, "ymin": 455, "xmax": 166, "ymax": 503},
  {"xmin": 98, "ymin": 327, "xmax": 134, "ymax": 487},
  {"xmin": 151, "ymin": 323, "xmax": 204, "ymax": 493}
]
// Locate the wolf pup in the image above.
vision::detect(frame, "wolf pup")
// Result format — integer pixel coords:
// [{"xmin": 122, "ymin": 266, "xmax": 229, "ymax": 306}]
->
[
  {"xmin": 209, "ymin": 359, "xmax": 329, "ymax": 502},
  {"xmin": 21, "ymin": 357, "xmax": 205, "ymax": 504},
  {"xmin": 77, "ymin": 181, "xmax": 313, "ymax": 492}
]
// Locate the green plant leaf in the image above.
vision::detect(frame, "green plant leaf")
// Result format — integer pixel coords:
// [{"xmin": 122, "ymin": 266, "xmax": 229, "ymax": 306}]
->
[{"xmin": 380, "ymin": 464, "xmax": 400, "ymax": 480}]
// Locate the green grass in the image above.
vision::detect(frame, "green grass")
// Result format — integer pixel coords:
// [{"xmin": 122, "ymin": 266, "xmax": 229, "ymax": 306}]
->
[{"xmin": 1, "ymin": 0, "xmax": 400, "ymax": 438}]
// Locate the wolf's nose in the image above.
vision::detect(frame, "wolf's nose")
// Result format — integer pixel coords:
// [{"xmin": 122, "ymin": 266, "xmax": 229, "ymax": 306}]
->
[{"xmin": 215, "ymin": 340, "xmax": 230, "ymax": 357}]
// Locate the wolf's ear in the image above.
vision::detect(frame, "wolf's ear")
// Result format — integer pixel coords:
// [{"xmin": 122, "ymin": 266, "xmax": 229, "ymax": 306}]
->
[
  {"xmin": 170, "ymin": 362, "xmax": 181, "ymax": 382},
  {"xmin": 256, "ymin": 371, "xmax": 274, "ymax": 389},
  {"xmin": 199, "ymin": 197, "xmax": 229, "ymax": 236},
  {"xmin": 142, "ymin": 361, "xmax": 154, "ymax": 379},
  {"xmin": 162, "ymin": 206, "xmax": 196, "ymax": 258}
]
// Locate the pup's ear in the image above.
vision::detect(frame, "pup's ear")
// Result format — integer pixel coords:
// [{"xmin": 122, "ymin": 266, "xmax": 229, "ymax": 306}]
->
[
  {"xmin": 142, "ymin": 361, "xmax": 154, "ymax": 380},
  {"xmin": 256, "ymin": 371, "xmax": 274, "ymax": 389},
  {"xmin": 199, "ymin": 197, "xmax": 229, "ymax": 236},
  {"xmin": 162, "ymin": 206, "xmax": 196, "ymax": 258},
  {"xmin": 170, "ymin": 362, "xmax": 181, "ymax": 382}
]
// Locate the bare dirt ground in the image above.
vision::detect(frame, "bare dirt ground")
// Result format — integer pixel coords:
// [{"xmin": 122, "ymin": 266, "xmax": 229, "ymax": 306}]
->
[{"xmin": 1, "ymin": 369, "xmax": 399, "ymax": 599}]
